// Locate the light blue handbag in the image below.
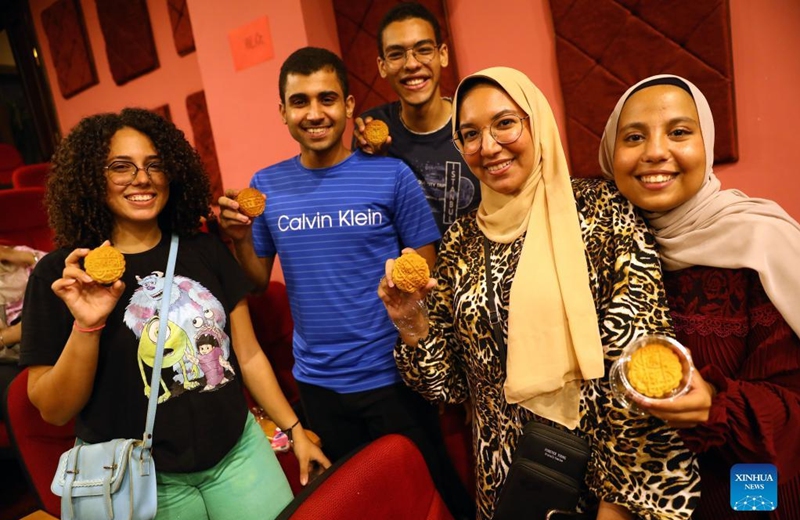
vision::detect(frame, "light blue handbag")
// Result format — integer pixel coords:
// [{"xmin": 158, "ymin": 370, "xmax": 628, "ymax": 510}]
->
[{"xmin": 51, "ymin": 234, "xmax": 179, "ymax": 520}]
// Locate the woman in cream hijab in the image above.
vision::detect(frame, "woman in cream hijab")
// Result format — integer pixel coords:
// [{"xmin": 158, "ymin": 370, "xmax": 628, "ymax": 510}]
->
[
  {"xmin": 600, "ymin": 74, "xmax": 800, "ymax": 520},
  {"xmin": 379, "ymin": 67, "xmax": 699, "ymax": 520}
]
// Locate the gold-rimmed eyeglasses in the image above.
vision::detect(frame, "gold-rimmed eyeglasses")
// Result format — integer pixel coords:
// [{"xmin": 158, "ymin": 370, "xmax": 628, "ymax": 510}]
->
[
  {"xmin": 382, "ymin": 42, "xmax": 440, "ymax": 71},
  {"xmin": 104, "ymin": 160, "xmax": 167, "ymax": 186},
  {"xmin": 452, "ymin": 113, "xmax": 530, "ymax": 155}
]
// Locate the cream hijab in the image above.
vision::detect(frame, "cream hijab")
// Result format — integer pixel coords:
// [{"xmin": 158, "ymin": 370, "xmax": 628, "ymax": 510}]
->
[
  {"xmin": 599, "ymin": 74, "xmax": 800, "ymax": 336},
  {"xmin": 453, "ymin": 67, "xmax": 603, "ymax": 429}
]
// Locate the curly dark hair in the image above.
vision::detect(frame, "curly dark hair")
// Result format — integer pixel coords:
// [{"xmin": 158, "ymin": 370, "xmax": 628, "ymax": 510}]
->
[
  {"xmin": 46, "ymin": 108, "xmax": 212, "ymax": 249},
  {"xmin": 278, "ymin": 47, "xmax": 349, "ymax": 102}
]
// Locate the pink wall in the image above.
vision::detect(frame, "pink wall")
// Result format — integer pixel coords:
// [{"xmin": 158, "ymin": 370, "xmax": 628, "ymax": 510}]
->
[
  {"xmin": 717, "ymin": 0, "xmax": 800, "ymax": 216},
  {"xmin": 28, "ymin": 0, "xmax": 800, "ymax": 223},
  {"xmin": 186, "ymin": 0, "xmax": 341, "ymax": 191},
  {"xmin": 186, "ymin": 0, "xmax": 341, "ymax": 283},
  {"xmin": 446, "ymin": 0, "xmax": 800, "ymax": 219},
  {"xmin": 446, "ymin": 0, "xmax": 568, "ymax": 149},
  {"xmin": 29, "ymin": 0, "xmax": 203, "ymax": 141}
]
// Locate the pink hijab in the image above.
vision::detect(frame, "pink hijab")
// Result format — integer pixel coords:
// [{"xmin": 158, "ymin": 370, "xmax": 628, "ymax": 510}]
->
[{"xmin": 599, "ymin": 74, "xmax": 800, "ymax": 336}]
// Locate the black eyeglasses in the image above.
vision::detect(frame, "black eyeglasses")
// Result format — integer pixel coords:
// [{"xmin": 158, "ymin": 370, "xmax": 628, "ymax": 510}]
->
[
  {"xmin": 382, "ymin": 43, "xmax": 440, "ymax": 71},
  {"xmin": 104, "ymin": 160, "xmax": 167, "ymax": 186},
  {"xmin": 452, "ymin": 114, "xmax": 530, "ymax": 155}
]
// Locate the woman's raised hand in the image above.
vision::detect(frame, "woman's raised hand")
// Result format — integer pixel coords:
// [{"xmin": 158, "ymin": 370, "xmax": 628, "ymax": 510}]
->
[
  {"xmin": 51, "ymin": 241, "xmax": 125, "ymax": 329},
  {"xmin": 377, "ymin": 248, "xmax": 436, "ymax": 343}
]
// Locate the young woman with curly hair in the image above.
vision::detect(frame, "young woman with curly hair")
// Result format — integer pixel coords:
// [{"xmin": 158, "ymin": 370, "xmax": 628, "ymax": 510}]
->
[
  {"xmin": 21, "ymin": 108, "xmax": 329, "ymax": 519},
  {"xmin": 45, "ymin": 108, "xmax": 212, "ymax": 249}
]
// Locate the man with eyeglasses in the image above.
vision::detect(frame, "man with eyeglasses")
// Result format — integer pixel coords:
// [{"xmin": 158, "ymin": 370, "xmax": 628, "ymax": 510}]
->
[{"xmin": 353, "ymin": 2, "xmax": 480, "ymax": 236}]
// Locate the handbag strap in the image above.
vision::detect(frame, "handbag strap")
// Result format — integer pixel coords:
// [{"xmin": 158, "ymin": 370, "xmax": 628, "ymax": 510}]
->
[
  {"xmin": 142, "ymin": 233, "xmax": 179, "ymax": 449},
  {"xmin": 483, "ymin": 236, "xmax": 507, "ymax": 366}
]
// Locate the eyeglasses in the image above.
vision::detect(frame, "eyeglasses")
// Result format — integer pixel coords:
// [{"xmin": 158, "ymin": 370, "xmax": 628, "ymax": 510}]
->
[
  {"xmin": 104, "ymin": 160, "xmax": 167, "ymax": 186},
  {"xmin": 452, "ymin": 114, "xmax": 530, "ymax": 155},
  {"xmin": 382, "ymin": 43, "xmax": 440, "ymax": 71}
]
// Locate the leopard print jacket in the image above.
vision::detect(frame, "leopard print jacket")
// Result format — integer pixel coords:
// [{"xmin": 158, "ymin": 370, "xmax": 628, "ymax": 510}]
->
[{"xmin": 395, "ymin": 178, "xmax": 700, "ymax": 520}]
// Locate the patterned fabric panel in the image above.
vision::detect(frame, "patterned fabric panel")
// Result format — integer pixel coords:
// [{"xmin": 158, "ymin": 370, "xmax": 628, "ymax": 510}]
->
[
  {"xmin": 333, "ymin": 0, "xmax": 460, "ymax": 115},
  {"xmin": 186, "ymin": 91, "xmax": 223, "ymax": 204},
  {"xmin": 167, "ymin": 0, "xmax": 196, "ymax": 56},
  {"xmin": 96, "ymin": 0, "xmax": 160, "ymax": 86},
  {"xmin": 150, "ymin": 104, "xmax": 172, "ymax": 123},
  {"xmin": 40, "ymin": 0, "xmax": 98, "ymax": 99},
  {"xmin": 549, "ymin": 0, "xmax": 737, "ymax": 177}
]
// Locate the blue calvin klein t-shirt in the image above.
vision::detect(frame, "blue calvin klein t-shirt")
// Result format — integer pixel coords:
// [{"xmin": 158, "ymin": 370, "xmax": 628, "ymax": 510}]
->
[{"xmin": 251, "ymin": 151, "xmax": 440, "ymax": 393}]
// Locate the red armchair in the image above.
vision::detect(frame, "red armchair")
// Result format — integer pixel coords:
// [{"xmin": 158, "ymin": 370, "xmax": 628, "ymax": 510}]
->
[
  {"xmin": 0, "ymin": 143, "xmax": 24, "ymax": 187},
  {"xmin": 12, "ymin": 162, "xmax": 51, "ymax": 189},
  {"xmin": 277, "ymin": 434, "xmax": 454, "ymax": 520},
  {"xmin": 247, "ymin": 281, "xmax": 299, "ymax": 406},
  {"xmin": 0, "ymin": 187, "xmax": 54, "ymax": 461},
  {"xmin": 3, "ymin": 368, "xmax": 75, "ymax": 517},
  {"xmin": 0, "ymin": 187, "xmax": 54, "ymax": 252}
]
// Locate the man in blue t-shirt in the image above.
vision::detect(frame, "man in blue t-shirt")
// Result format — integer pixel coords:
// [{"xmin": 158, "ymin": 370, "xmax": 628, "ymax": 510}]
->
[
  {"xmin": 352, "ymin": 2, "xmax": 480, "ymax": 235},
  {"xmin": 219, "ymin": 47, "xmax": 471, "ymax": 517}
]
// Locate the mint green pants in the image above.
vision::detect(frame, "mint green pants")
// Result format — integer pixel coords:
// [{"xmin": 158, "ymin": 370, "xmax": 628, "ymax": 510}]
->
[{"xmin": 155, "ymin": 414, "xmax": 293, "ymax": 519}]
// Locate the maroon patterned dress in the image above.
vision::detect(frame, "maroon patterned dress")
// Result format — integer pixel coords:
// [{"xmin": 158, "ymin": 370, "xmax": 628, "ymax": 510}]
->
[{"xmin": 664, "ymin": 266, "xmax": 800, "ymax": 520}]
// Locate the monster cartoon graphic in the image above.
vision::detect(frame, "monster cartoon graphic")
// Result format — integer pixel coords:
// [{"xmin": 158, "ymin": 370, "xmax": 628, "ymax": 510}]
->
[
  {"xmin": 125, "ymin": 271, "xmax": 221, "ymax": 338},
  {"xmin": 138, "ymin": 316, "xmax": 199, "ymax": 402},
  {"xmin": 187, "ymin": 332, "xmax": 235, "ymax": 391},
  {"xmin": 125, "ymin": 270, "xmax": 232, "ymax": 402}
]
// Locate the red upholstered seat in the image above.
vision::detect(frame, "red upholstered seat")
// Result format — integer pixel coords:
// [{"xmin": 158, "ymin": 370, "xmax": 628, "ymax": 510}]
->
[
  {"xmin": 12, "ymin": 163, "xmax": 51, "ymax": 189},
  {"xmin": 247, "ymin": 281, "xmax": 299, "ymax": 406},
  {"xmin": 0, "ymin": 188, "xmax": 54, "ymax": 461},
  {"xmin": 0, "ymin": 143, "xmax": 24, "ymax": 187},
  {"xmin": 277, "ymin": 434, "xmax": 454, "ymax": 520},
  {"xmin": 0, "ymin": 187, "xmax": 54, "ymax": 252},
  {"xmin": 3, "ymin": 368, "xmax": 75, "ymax": 516}
]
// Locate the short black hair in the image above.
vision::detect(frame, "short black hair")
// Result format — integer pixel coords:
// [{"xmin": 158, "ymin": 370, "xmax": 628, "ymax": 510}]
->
[
  {"xmin": 278, "ymin": 47, "xmax": 349, "ymax": 102},
  {"xmin": 196, "ymin": 333, "xmax": 219, "ymax": 348},
  {"xmin": 377, "ymin": 2, "xmax": 442, "ymax": 57}
]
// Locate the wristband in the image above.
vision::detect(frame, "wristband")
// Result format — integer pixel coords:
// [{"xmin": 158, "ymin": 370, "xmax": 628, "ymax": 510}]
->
[
  {"xmin": 283, "ymin": 419, "xmax": 301, "ymax": 442},
  {"xmin": 73, "ymin": 321, "xmax": 106, "ymax": 333}
]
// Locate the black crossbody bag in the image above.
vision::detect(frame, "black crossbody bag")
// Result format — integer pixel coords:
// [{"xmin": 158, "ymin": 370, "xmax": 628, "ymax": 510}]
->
[{"xmin": 483, "ymin": 237, "xmax": 591, "ymax": 520}]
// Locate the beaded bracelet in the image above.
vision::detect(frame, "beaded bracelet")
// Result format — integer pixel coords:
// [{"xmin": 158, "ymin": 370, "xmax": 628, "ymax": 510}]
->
[{"xmin": 73, "ymin": 321, "xmax": 106, "ymax": 333}]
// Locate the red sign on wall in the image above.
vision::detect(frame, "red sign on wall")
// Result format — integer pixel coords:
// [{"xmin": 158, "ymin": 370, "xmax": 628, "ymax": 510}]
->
[{"xmin": 228, "ymin": 16, "xmax": 274, "ymax": 72}]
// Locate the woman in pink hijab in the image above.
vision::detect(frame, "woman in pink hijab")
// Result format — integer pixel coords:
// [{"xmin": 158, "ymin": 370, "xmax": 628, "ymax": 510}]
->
[{"xmin": 600, "ymin": 74, "xmax": 800, "ymax": 520}]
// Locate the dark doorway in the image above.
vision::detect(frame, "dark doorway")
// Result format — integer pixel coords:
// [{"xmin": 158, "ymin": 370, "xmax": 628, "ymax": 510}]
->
[{"xmin": 0, "ymin": 0, "xmax": 60, "ymax": 164}]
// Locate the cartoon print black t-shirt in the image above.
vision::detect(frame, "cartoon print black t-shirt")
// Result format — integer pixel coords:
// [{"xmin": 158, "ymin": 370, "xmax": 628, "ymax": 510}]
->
[
  {"xmin": 21, "ymin": 233, "xmax": 254, "ymax": 473},
  {"xmin": 124, "ymin": 271, "xmax": 236, "ymax": 402}
]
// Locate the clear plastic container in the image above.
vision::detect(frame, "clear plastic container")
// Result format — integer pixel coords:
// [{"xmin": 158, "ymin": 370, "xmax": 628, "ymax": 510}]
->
[{"xmin": 609, "ymin": 334, "xmax": 694, "ymax": 415}]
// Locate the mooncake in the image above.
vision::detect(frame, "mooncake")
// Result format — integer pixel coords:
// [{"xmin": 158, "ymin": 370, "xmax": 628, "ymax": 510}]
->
[
  {"xmin": 236, "ymin": 187, "xmax": 266, "ymax": 217},
  {"xmin": 627, "ymin": 343, "xmax": 683, "ymax": 398},
  {"xmin": 392, "ymin": 251, "xmax": 430, "ymax": 293},
  {"xmin": 364, "ymin": 119, "xmax": 390, "ymax": 148},
  {"xmin": 84, "ymin": 245, "xmax": 126, "ymax": 284}
]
